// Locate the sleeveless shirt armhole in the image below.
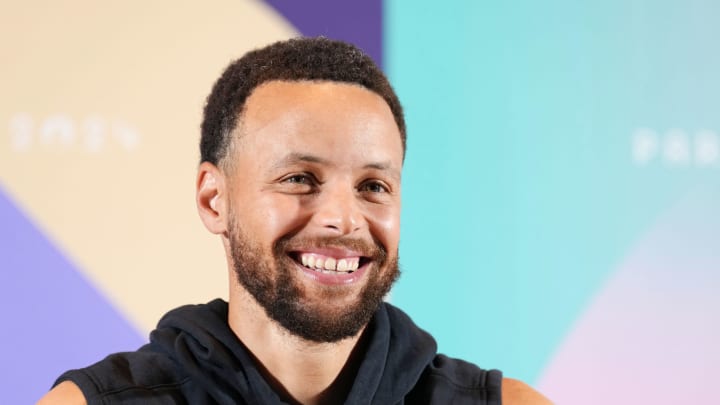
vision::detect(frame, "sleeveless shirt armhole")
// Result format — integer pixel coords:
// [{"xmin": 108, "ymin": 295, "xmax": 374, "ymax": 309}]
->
[
  {"xmin": 484, "ymin": 369, "xmax": 503, "ymax": 404},
  {"xmin": 54, "ymin": 369, "xmax": 103, "ymax": 404}
]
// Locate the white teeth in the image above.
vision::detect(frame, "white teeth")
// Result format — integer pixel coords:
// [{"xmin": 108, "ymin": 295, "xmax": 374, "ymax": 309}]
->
[{"xmin": 298, "ymin": 253, "xmax": 360, "ymax": 273}]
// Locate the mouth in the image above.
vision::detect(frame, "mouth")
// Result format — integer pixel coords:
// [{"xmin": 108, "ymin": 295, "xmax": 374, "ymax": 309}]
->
[{"xmin": 290, "ymin": 251, "xmax": 372, "ymax": 275}]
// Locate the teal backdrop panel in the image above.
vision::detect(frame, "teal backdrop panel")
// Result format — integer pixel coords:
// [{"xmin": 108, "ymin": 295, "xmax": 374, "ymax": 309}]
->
[{"xmin": 387, "ymin": 0, "xmax": 720, "ymax": 394}]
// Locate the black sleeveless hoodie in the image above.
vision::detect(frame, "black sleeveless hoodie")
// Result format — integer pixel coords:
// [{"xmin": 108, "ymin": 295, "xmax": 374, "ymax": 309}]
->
[{"xmin": 56, "ymin": 300, "xmax": 502, "ymax": 404}]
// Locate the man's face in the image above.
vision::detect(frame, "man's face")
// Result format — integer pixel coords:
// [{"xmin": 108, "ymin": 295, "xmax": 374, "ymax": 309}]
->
[{"xmin": 224, "ymin": 81, "xmax": 403, "ymax": 342}]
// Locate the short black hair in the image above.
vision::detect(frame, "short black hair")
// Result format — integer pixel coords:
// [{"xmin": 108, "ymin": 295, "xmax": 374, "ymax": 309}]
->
[{"xmin": 200, "ymin": 37, "xmax": 406, "ymax": 167}]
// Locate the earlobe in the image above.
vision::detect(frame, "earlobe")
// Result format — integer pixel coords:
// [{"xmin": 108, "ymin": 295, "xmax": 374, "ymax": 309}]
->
[{"xmin": 196, "ymin": 162, "xmax": 227, "ymax": 235}]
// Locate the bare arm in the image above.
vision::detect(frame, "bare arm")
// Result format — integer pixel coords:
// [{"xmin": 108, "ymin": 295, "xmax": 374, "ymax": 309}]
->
[
  {"xmin": 502, "ymin": 378, "xmax": 553, "ymax": 405},
  {"xmin": 36, "ymin": 381, "xmax": 87, "ymax": 405}
]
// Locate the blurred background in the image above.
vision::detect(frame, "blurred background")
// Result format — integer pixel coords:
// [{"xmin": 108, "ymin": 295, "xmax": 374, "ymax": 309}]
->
[{"xmin": 2, "ymin": 1, "xmax": 718, "ymax": 403}]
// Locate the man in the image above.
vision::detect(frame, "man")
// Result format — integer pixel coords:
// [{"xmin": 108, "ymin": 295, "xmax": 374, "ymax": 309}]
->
[{"xmin": 39, "ymin": 37, "xmax": 550, "ymax": 404}]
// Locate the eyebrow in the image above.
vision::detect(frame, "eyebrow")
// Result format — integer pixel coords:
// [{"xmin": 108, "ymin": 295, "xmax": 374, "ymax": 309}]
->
[
  {"xmin": 271, "ymin": 152, "xmax": 401, "ymax": 180},
  {"xmin": 271, "ymin": 153, "xmax": 329, "ymax": 170},
  {"xmin": 363, "ymin": 161, "xmax": 401, "ymax": 181}
]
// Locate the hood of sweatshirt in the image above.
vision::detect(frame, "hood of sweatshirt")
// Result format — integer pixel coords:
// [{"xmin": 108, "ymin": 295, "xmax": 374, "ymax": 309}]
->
[{"xmin": 148, "ymin": 299, "xmax": 438, "ymax": 405}]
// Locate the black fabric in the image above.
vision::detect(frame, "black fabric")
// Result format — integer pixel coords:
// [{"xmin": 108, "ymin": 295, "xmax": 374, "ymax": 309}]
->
[{"xmin": 56, "ymin": 300, "xmax": 502, "ymax": 404}]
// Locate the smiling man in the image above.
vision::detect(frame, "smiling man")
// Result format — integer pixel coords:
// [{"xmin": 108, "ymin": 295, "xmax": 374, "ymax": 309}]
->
[{"xmin": 39, "ymin": 38, "xmax": 550, "ymax": 404}]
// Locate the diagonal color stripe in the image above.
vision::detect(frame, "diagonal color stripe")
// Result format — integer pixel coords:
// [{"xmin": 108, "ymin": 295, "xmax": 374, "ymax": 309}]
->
[
  {"xmin": 0, "ymin": 185, "xmax": 144, "ymax": 404},
  {"xmin": 537, "ymin": 186, "xmax": 720, "ymax": 403},
  {"xmin": 263, "ymin": 0, "xmax": 383, "ymax": 67}
]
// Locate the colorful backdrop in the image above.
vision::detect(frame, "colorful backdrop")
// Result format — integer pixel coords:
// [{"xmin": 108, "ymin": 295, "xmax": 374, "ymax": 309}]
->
[{"xmin": 2, "ymin": 1, "xmax": 718, "ymax": 403}]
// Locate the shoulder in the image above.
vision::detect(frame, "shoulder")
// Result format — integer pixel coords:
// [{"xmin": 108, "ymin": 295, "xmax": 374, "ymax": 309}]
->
[
  {"xmin": 502, "ymin": 378, "xmax": 553, "ymax": 405},
  {"xmin": 406, "ymin": 355, "xmax": 502, "ymax": 403},
  {"xmin": 37, "ymin": 381, "xmax": 86, "ymax": 405},
  {"xmin": 47, "ymin": 349, "xmax": 187, "ymax": 403},
  {"xmin": 414, "ymin": 355, "xmax": 551, "ymax": 404},
  {"xmin": 426, "ymin": 354, "xmax": 502, "ymax": 387}
]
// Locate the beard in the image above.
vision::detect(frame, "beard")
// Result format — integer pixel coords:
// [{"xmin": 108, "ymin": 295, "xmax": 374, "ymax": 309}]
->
[{"xmin": 228, "ymin": 213, "xmax": 400, "ymax": 343}]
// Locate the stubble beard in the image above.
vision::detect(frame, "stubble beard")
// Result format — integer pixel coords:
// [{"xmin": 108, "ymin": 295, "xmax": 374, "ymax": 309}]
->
[{"xmin": 228, "ymin": 214, "xmax": 400, "ymax": 343}]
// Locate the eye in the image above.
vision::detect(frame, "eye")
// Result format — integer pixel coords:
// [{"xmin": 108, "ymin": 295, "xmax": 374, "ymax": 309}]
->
[
  {"xmin": 278, "ymin": 172, "xmax": 320, "ymax": 194},
  {"xmin": 283, "ymin": 173, "xmax": 315, "ymax": 185},
  {"xmin": 359, "ymin": 180, "xmax": 390, "ymax": 194}
]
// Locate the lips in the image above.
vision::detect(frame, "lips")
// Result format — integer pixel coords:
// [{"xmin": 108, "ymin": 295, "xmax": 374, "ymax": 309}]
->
[
  {"xmin": 291, "ymin": 249, "xmax": 372, "ymax": 272},
  {"xmin": 291, "ymin": 251, "xmax": 371, "ymax": 285},
  {"xmin": 287, "ymin": 245, "xmax": 374, "ymax": 286},
  {"xmin": 299, "ymin": 252, "xmax": 360, "ymax": 273},
  {"xmin": 280, "ymin": 238, "xmax": 380, "ymax": 285}
]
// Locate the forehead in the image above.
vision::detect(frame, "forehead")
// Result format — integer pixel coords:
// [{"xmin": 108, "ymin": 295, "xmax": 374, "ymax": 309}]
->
[{"xmin": 233, "ymin": 80, "xmax": 403, "ymax": 167}]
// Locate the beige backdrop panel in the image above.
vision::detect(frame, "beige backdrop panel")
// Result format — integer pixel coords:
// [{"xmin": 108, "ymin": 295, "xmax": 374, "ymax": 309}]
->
[{"xmin": 0, "ymin": 0, "xmax": 298, "ymax": 333}]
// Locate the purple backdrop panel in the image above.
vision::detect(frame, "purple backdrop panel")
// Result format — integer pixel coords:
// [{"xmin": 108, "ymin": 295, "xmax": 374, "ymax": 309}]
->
[
  {"xmin": 264, "ymin": 0, "xmax": 383, "ymax": 67},
  {"xmin": 0, "ymin": 186, "xmax": 144, "ymax": 404}
]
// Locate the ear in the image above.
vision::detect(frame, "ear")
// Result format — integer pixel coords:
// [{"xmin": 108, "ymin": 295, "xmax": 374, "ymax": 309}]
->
[{"xmin": 196, "ymin": 162, "xmax": 227, "ymax": 235}]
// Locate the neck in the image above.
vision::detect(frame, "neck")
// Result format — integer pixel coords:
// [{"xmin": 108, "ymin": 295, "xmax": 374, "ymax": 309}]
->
[{"xmin": 228, "ymin": 284, "xmax": 367, "ymax": 405}]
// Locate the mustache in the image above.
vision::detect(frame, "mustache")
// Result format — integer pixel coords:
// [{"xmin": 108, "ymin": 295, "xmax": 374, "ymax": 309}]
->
[{"xmin": 274, "ymin": 236, "xmax": 387, "ymax": 262}]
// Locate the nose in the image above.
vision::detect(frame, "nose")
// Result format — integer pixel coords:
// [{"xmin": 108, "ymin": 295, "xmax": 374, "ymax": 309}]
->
[{"xmin": 312, "ymin": 183, "xmax": 363, "ymax": 235}]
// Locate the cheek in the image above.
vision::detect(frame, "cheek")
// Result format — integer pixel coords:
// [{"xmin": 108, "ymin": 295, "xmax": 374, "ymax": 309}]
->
[
  {"xmin": 245, "ymin": 195, "xmax": 309, "ymax": 243},
  {"xmin": 367, "ymin": 204, "xmax": 401, "ymax": 252}
]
